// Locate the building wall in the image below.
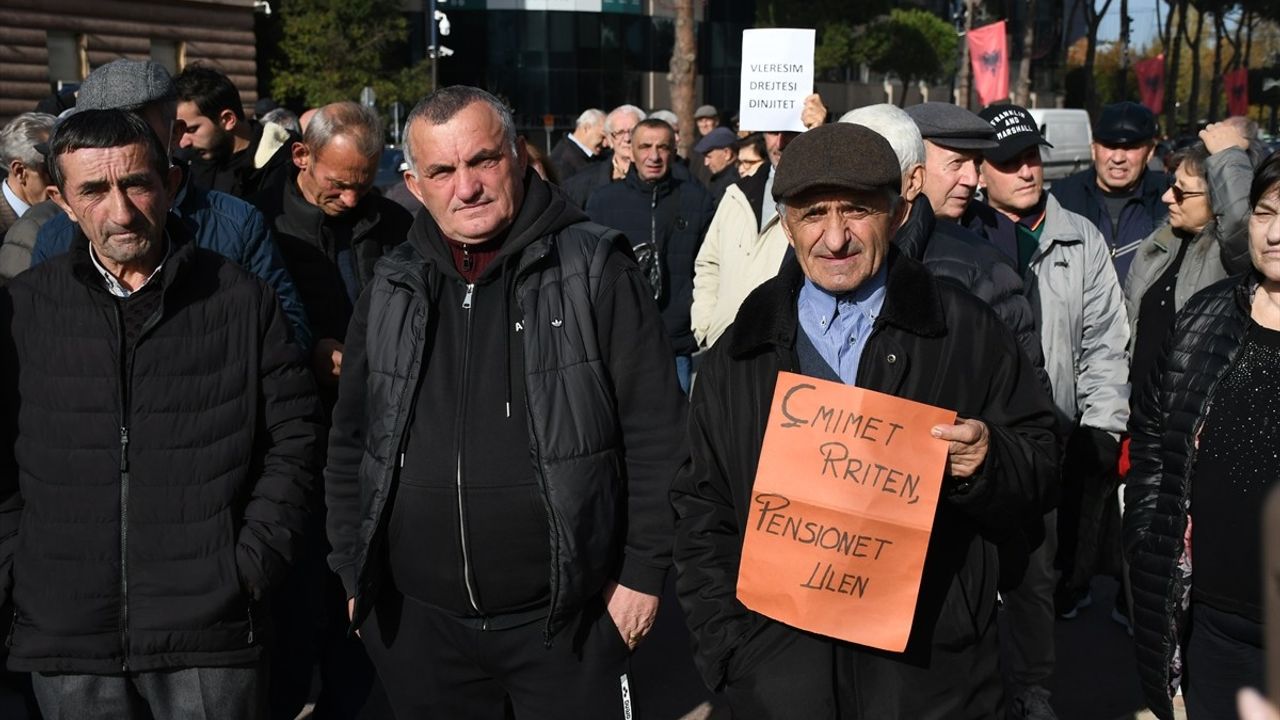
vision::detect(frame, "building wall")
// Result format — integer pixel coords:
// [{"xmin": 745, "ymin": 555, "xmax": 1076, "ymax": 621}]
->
[{"xmin": 0, "ymin": 0, "xmax": 259, "ymax": 123}]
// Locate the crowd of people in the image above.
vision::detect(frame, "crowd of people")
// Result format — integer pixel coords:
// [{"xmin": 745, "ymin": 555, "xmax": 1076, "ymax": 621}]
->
[{"xmin": 0, "ymin": 56, "xmax": 1275, "ymax": 720}]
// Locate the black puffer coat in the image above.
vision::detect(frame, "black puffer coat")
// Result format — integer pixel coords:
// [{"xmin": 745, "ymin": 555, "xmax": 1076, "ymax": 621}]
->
[
  {"xmin": 672, "ymin": 250, "xmax": 1059, "ymax": 718},
  {"xmin": 1124, "ymin": 272, "xmax": 1255, "ymax": 720},
  {"xmin": 0, "ymin": 228, "xmax": 323, "ymax": 674}
]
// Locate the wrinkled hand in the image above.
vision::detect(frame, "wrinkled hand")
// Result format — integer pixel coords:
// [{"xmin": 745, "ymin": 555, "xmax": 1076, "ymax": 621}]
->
[
  {"xmin": 931, "ymin": 418, "xmax": 990, "ymax": 479},
  {"xmin": 1239, "ymin": 688, "xmax": 1280, "ymax": 720},
  {"xmin": 1200, "ymin": 121, "xmax": 1249, "ymax": 154},
  {"xmin": 801, "ymin": 93, "xmax": 828, "ymax": 129},
  {"xmin": 312, "ymin": 338, "xmax": 344, "ymax": 384},
  {"xmin": 604, "ymin": 581, "xmax": 659, "ymax": 651}
]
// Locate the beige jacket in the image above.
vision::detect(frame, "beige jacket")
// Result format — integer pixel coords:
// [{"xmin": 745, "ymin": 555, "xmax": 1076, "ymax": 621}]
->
[{"xmin": 690, "ymin": 183, "xmax": 789, "ymax": 348}]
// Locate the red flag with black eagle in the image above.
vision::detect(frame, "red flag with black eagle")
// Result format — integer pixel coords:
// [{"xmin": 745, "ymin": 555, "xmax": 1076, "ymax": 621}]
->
[
  {"xmin": 1226, "ymin": 67, "xmax": 1249, "ymax": 117},
  {"xmin": 1135, "ymin": 55, "xmax": 1165, "ymax": 114},
  {"xmin": 968, "ymin": 21, "xmax": 1008, "ymax": 107}
]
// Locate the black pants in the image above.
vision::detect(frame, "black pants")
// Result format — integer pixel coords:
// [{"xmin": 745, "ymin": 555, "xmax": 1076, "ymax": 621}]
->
[
  {"xmin": 31, "ymin": 664, "xmax": 264, "ymax": 720},
  {"xmin": 361, "ymin": 591, "xmax": 633, "ymax": 720},
  {"xmin": 1185, "ymin": 603, "xmax": 1263, "ymax": 720}
]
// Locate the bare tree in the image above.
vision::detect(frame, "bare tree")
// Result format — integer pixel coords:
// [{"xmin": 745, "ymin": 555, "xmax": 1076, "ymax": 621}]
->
[
  {"xmin": 956, "ymin": 0, "xmax": 975, "ymax": 109},
  {"xmin": 1016, "ymin": 0, "xmax": 1037, "ymax": 105},
  {"xmin": 1072, "ymin": 0, "xmax": 1117, "ymax": 117},
  {"xmin": 668, "ymin": 0, "xmax": 697, "ymax": 158},
  {"xmin": 1166, "ymin": 0, "xmax": 1187, "ymax": 134},
  {"xmin": 1183, "ymin": 2, "xmax": 1207, "ymax": 125}
]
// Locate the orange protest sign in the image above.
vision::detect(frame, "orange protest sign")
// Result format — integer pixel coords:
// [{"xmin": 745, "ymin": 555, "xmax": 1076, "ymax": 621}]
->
[{"xmin": 736, "ymin": 371, "xmax": 957, "ymax": 652}]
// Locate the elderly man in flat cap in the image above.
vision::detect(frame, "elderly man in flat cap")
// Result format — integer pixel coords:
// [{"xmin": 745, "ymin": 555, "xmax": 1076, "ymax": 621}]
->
[
  {"xmin": 672, "ymin": 122, "xmax": 1058, "ymax": 719},
  {"xmin": 906, "ymin": 102, "xmax": 1001, "ymax": 223}
]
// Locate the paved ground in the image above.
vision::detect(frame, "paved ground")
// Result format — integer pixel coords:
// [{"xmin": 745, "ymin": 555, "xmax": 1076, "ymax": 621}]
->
[{"xmin": 0, "ymin": 575, "xmax": 1179, "ymax": 720}]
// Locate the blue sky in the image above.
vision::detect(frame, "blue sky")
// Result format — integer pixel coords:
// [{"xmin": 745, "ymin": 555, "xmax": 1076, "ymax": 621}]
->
[{"xmin": 1096, "ymin": 0, "xmax": 1164, "ymax": 51}]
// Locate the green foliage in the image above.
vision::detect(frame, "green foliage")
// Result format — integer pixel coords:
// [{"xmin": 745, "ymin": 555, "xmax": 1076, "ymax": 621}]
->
[
  {"xmin": 758, "ymin": 0, "xmax": 893, "ymax": 78},
  {"xmin": 851, "ymin": 9, "xmax": 959, "ymax": 85},
  {"xmin": 271, "ymin": 0, "xmax": 430, "ymax": 110},
  {"xmin": 815, "ymin": 22, "xmax": 857, "ymax": 75}
]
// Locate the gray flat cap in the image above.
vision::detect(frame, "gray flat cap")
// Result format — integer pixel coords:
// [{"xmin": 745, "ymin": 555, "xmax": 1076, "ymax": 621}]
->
[
  {"xmin": 905, "ymin": 102, "xmax": 999, "ymax": 151},
  {"xmin": 77, "ymin": 59, "xmax": 176, "ymax": 112},
  {"xmin": 695, "ymin": 104, "xmax": 718, "ymax": 119},
  {"xmin": 773, "ymin": 123, "xmax": 900, "ymax": 201}
]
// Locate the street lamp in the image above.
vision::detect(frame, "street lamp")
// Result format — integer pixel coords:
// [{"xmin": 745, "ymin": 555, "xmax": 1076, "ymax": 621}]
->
[{"xmin": 427, "ymin": 1, "xmax": 452, "ymax": 92}]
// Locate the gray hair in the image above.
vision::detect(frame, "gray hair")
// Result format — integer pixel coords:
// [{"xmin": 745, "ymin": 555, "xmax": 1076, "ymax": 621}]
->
[
  {"xmin": 1, "ymin": 112, "xmax": 56, "ymax": 168},
  {"xmin": 605, "ymin": 104, "xmax": 646, "ymax": 134},
  {"xmin": 575, "ymin": 108, "xmax": 605, "ymax": 129},
  {"xmin": 838, "ymin": 104, "xmax": 925, "ymax": 175},
  {"xmin": 403, "ymin": 86, "xmax": 517, "ymax": 175},
  {"xmin": 261, "ymin": 107, "xmax": 302, "ymax": 137},
  {"xmin": 648, "ymin": 109, "xmax": 678, "ymax": 127},
  {"xmin": 304, "ymin": 101, "xmax": 383, "ymax": 158}
]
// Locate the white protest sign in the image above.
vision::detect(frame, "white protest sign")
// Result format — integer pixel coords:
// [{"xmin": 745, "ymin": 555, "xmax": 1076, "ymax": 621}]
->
[{"xmin": 739, "ymin": 28, "xmax": 815, "ymax": 132}]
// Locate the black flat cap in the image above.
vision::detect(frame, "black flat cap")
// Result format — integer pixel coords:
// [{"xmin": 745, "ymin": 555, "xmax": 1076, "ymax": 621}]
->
[
  {"xmin": 772, "ymin": 123, "xmax": 901, "ymax": 201},
  {"xmin": 905, "ymin": 102, "xmax": 999, "ymax": 151},
  {"xmin": 1094, "ymin": 101, "xmax": 1157, "ymax": 144},
  {"xmin": 978, "ymin": 104, "xmax": 1052, "ymax": 165}
]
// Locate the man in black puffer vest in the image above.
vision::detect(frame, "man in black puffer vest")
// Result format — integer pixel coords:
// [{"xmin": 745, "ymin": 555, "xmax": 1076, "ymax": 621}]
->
[
  {"xmin": 0, "ymin": 110, "xmax": 322, "ymax": 719},
  {"xmin": 585, "ymin": 117, "xmax": 716, "ymax": 394},
  {"xmin": 325, "ymin": 86, "xmax": 686, "ymax": 719}
]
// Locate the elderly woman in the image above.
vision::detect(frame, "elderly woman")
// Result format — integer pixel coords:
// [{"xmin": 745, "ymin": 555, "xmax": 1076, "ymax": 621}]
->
[
  {"xmin": 1125, "ymin": 123, "xmax": 1255, "ymax": 396},
  {"xmin": 1125, "ymin": 151, "xmax": 1280, "ymax": 720}
]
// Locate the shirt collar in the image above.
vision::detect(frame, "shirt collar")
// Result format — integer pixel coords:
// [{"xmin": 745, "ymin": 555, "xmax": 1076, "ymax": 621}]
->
[
  {"xmin": 797, "ymin": 260, "xmax": 890, "ymax": 335},
  {"xmin": 88, "ymin": 235, "xmax": 171, "ymax": 298},
  {"xmin": 567, "ymin": 133, "xmax": 595, "ymax": 157},
  {"xmin": 2, "ymin": 180, "xmax": 31, "ymax": 217}
]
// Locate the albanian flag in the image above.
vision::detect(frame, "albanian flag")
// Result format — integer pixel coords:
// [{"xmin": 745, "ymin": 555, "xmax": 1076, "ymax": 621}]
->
[
  {"xmin": 968, "ymin": 21, "xmax": 1009, "ymax": 107},
  {"xmin": 1225, "ymin": 67, "xmax": 1249, "ymax": 117},
  {"xmin": 1135, "ymin": 55, "xmax": 1165, "ymax": 114}
]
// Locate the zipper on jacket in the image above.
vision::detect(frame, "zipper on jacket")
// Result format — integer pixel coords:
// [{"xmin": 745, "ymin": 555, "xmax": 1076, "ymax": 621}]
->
[
  {"xmin": 456, "ymin": 283, "xmax": 483, "ymax": 615},
  {"xmin": 247, "ymin": 602, "xmax": 255, "ymax": 645},
  {"xmin": 113, "ymin": 294, "xmax": 165, "ymax": 672},
  {"xmin": 5, "ymin": 609, "xmax": 15, "ymax": 648}
]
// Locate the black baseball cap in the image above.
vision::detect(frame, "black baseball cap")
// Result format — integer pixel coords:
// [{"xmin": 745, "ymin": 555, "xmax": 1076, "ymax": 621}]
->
[
  {"xmin": 978, "ymin": 104, "xmax": 1052, "ymax": 165},
  {"xmin": 1094, "ymin": 101, "xmax": 1157, "ymax": 145}
]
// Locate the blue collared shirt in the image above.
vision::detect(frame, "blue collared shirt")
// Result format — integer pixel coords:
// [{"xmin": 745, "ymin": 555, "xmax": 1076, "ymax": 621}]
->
[{"xmin": 796, "ymin": 262, "xmax": 889, "ymax": 385}]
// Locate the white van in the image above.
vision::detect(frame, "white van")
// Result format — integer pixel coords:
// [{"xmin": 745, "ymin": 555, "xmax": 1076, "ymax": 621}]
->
[{"xmin": 1027, "ymin": 108, "xmax": 1093, "ymax": 183}]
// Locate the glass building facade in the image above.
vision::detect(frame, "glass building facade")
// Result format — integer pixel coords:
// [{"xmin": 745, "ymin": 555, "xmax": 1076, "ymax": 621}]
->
[{"xmin": 404, "ymin": 1, "xmax": 753, "ymax": 137}]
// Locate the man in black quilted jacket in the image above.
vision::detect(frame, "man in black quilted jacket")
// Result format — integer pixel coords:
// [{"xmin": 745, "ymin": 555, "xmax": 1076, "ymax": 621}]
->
[{"xmin": 0, "ymin": 109, "xmax": 323, "ymax": 719}]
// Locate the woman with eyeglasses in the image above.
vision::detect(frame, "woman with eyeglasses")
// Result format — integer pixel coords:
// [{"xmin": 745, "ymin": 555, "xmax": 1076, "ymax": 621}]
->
[
  {"xmin": 1124, "ymin": 149, "xmax": 1280, "ymax": 720},
  {"xmin": 1124, "ymin": 124, "xmax": 1255, "ymax": 398}
]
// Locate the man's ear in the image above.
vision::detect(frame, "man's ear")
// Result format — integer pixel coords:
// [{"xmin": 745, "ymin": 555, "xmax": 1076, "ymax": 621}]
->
[
  {"xmin": 903, "ymin": 164, "xmax": 926, "ymax": 203},
  {"xmin": 48, "ymin": 185, "xmax": 76, "ymax": 223},
  {"xmin": 218, "ymin": 108, "xmax": 239, "ymax": 133},
  {"xmin": 514, "ymin": 135, "xmax": 529, "ymax": 174},
  {"xmin": 404, "ymin": 172, "xmax": 425, "ymax": 208},
  {"xmin": 292, "ymin": 141, "xmax": 311, "ymax": 171}
]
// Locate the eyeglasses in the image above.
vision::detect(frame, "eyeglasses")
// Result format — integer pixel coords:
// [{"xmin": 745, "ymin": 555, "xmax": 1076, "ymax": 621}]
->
[
  {"xmin": 610, "ymin": 128, "xmax": 634, "ymax": 141},
  {"xmin": 1169, "ymin": 185, "xmax": 1206, "ymax": 203},
  {"xmin": 737, "ymin": 157, "xmax": 764, "ymax": 173}
]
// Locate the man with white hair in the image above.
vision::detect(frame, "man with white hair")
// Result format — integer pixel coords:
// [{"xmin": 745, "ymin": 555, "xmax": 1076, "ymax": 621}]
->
[
  {"xmin": 839, "ymin": 104, "xmax": 1045, "ymax": 378},
  {"xmin": 549, "ymin": 107, "xmax": 606, "ymax": 182},
  {"xmin": 0, "ymin": 112, "xmax": 56, "ymax": 237},
  {"xmin": 563, "ymin": 104, "xmax": 645, "ymax": 208}
]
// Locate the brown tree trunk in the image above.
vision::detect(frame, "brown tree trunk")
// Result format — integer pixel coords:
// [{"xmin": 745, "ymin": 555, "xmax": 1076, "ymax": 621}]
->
[
  {"xmin": 956, "ymin": 0, "xmax": 974, "ymax": 109},
  {"xmin": 1184, "ymin": 4, "xmax": 1205, "ymax": 127},
  {"xmin": 1016, "ymin": 0, "xmax": 1036, "ymax": 106},
  {"xmin": 1209, "ymin": 11, "xmax": 1226, "ymax": 121},
  {"xmin": 1166, "ymin": 0, "xmax": 1186, "ymax": 134},
  {"xmin": 668, "ymin": 0, "xmax": 697, "ymax": 158},
  {"xmin": 1083, "ymin": 0, "xmax": 1114, "ymax": 119}
]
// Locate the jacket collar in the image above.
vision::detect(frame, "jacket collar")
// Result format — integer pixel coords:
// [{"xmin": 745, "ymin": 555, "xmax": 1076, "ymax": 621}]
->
[
  {"xmin": 622, "ymin": 163, "xmax": 675, "ymax": 198},
  {"xmin": 893, "ymin": 199, "xmax": 936, "ymax": 262},
  {"xmin": 70, "ymin": 213, "xmax": 198, "ymax": 296},
  {"xmin": 728, "ymin": 245, "xmax": 947, "ymax": 359}
]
